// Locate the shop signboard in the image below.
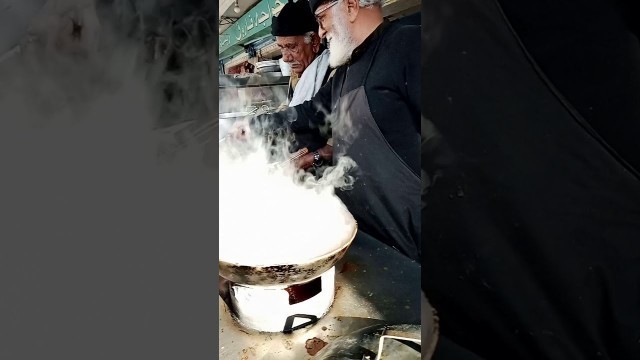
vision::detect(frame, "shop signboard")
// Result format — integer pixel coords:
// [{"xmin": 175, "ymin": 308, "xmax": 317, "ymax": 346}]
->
[{"xmin": 219, "ymin": 0, "xmax": 287, "ymax": 57}]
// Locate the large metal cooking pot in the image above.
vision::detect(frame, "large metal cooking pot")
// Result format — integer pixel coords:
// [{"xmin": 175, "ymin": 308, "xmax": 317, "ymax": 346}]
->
[
  {"xmin": 219, "ymin": 222, "xmax": 358, "ymax": 286},
  {"xmin": 254, "ymin": 60, "xmax": 281, "ymax": 74}
]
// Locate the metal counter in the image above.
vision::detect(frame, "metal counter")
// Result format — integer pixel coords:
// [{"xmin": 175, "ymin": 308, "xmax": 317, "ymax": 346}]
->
[{"xmin": 219, "ymin": 231, "xmax": 421, "ymax": 359}]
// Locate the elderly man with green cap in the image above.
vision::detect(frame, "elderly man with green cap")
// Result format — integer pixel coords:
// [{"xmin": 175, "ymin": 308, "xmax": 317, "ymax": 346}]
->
[{"xmin": 272, "ymin": 0, "xmax": 334, "ymax": 169}]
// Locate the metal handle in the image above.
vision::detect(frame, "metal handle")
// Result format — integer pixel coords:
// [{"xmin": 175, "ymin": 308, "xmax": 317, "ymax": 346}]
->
[{"xmin": 372, "ymin": 335, "xmax": 422, "ymax": 360}]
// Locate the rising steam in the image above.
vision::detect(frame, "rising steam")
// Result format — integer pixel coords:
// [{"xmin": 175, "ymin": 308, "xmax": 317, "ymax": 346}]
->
[{"xmin": 219, "ymin": 125, "xmax": 359, "ymax": 267}]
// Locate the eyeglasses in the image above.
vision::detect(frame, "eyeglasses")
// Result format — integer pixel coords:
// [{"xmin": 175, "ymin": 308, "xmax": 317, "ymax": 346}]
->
[
  {"xmin": 278, "ymin": 42, "xmax": 302, "ymax": 55},
  {"xmin": 314, "ymin": 0, "xmax": 340, "ymax": 29}
]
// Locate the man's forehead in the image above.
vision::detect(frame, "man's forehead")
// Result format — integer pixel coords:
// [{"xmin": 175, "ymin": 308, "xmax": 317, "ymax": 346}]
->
[
  {"xmin": 314, "ymin": 0, "xmax": 338, "ymax": 15},
  {"xmin": 276, "ymin": 35, "xmax": 306, "ymax": 45},
  {"xmin": 314, "ymin": 0, "xmax": 334, "ymax": 11}
]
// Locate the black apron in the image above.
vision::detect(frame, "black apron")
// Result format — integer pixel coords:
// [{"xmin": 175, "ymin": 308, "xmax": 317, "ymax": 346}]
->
[
  {"xmin": 422, "ymin": 0, "xmax": 640, "ymax": 359},
  {"xmin": 332, "ymin": 32, "xmax": 421, "ymax": 262}
]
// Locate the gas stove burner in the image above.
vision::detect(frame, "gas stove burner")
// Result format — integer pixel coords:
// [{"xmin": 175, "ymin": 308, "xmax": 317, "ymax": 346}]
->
[{"xmin": 229, "ymin": 267, "xmax": 336, "ymax": 333}]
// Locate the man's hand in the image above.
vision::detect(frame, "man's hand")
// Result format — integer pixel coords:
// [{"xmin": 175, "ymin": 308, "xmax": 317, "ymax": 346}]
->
[
  {"xmin": 294, "ymin": 152, "xmax": 316, "ymax": 170},
  {"xmin": 294, "ymin": 144, "xmax": 333, "ymax": 170}
]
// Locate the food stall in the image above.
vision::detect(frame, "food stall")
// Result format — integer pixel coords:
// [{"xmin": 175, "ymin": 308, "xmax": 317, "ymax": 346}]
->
[{"xmin": 218, "ymin": 70, "xmax": 425, "ymax": 357}]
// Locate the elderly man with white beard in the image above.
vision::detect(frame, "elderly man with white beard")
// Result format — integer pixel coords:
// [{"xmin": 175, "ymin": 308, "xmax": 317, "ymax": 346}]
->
[{"xmin": 240, "ymin": 0, "xmax": 421, "ymax": 263}]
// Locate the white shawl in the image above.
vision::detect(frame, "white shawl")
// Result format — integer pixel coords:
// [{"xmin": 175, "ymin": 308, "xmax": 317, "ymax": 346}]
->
[{"xmin": 289, "ymin": 48, "xmax": 331, "ymax": 107}]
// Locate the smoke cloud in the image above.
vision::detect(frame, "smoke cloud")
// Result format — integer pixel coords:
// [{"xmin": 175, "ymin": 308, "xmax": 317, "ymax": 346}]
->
[{"xmin": 219, "ymin": 117, "xmax": 358, "ymax": 266}]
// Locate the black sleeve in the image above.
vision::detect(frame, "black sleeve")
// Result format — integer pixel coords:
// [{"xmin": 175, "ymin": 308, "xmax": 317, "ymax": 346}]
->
[{"xmin": 253, "ymin": 75, "xmax": 334, "ymax": 133}]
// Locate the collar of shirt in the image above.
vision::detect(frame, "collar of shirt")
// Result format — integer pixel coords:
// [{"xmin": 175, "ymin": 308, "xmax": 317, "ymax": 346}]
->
[{"xmin": 347, "ymin": 19, "xmax": 391, "ymax": 65}]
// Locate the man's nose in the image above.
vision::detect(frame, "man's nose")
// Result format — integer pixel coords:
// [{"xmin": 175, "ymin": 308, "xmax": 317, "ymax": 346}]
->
[
  {"xmin": 283, "ymin": 52, "xmax": 293, "ymax": 62},
  {"xmin": 318, "ymin": 27, "xmax": 327, "ymax": 40}
]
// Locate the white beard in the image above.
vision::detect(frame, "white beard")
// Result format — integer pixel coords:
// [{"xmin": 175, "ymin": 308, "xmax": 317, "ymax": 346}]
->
[{"xmin": 327, "ymin": 9, "xmax": 357, "ymax": 68}]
